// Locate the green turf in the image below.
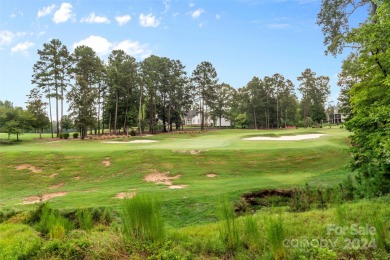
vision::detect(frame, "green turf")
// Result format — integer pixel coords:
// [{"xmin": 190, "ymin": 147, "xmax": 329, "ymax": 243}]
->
[{"xmin": 0, "ymin": 128, "xmax": 351, "ymax": 227}]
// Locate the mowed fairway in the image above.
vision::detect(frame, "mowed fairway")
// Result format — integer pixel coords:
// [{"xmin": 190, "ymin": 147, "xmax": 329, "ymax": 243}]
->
[{"xmin": 0, "ymin": 128, "xmax": 350, "ymax": 227}]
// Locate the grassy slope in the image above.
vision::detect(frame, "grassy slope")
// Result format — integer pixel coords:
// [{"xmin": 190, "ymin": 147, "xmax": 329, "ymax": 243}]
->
[{"xmin": 0, "ymin": 128, "xmax": 351, "ymax": 227}]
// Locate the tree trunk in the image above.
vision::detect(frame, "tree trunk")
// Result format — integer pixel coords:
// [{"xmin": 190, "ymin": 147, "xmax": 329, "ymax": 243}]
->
[
  {"xmin": 55, "ymin": 78, "xmax": 59, "ymax": 137},
  {"xmin": 114, "ymin": 92, "xmax": 119, "ymax": 134},
  {"xmin": 276, "ymin": 97, "xmax": 279, "ymax": 128},
  {"xmin": 253, "ymin": 107, "xmax": 257, "ymax": 129},
  {"xmin": 48, "ymin": 88, "xmax": 54, "ymax": 138},
  {"xmin": 138, "ymin": 84, "xmax": 143, "ymax": 136}
]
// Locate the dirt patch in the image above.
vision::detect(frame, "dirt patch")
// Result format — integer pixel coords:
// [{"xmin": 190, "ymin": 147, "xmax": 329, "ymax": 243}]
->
[
  {"xmin": 16, "ymin": 164, "xmax": 42, "ymax": 173},
  {"xmin": 144, "ymin": 170, "xmax": 185, "ymax": 189},
  {"xmin": 72, "ymin": 176, "xmax": 81, "ymax": 180},
  {"xmin": 114, "ymin": 192, "xmax": 137, "ymax": 199},
  {"xmin": 168, "ymin": 185, "xmax": 187, "ymax": 189},
  {"xmin": 102, "ymin": 158, "xmax": 111, "ymax": 167},
  {"xmin": 206, "ymin": 174, "xmax": 217, "ymax": 178},
  {"xmin": 23, "ymin": 192, "xmax": 68, "ymax": 204},
  {"xmin": 173, "ymin": 150, "xmax": 201, "ymax": 155},
  {"xmin": 49, "ymin": 182, "xmax": 64, "ymax": 189},
  {"xmin": 48, "ymin": 173, "xmax": 59, "ymax": 178}
]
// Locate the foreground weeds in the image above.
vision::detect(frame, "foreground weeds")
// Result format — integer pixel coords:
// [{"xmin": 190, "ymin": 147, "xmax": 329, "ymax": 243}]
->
[{"xmin": 0, "ymin": 196, "xmax": 389, "ymax": 259}]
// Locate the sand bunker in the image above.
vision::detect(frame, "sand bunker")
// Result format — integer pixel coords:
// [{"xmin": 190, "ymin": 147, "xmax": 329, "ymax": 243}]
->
[
  {"xmin": 243, "ymin": 134, "xmax": 325, "ymax": 141},
  {"xmin": 103, "ymin": 140, "xmax": 157, "ymax": 144},
  {"xmin": 114, "ymin": 191, "xmax": 137, "ymax": 199},
  {"xmin": 23, "ymin": 192, "xmax": 68, "ymax": 204},
  {"xmin": 16, "ymin": 164, "xmax": 42, "ymax": 173}
]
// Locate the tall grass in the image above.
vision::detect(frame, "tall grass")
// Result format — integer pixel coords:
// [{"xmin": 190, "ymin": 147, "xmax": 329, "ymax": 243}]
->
[
  {"xmin": 38, "ymin": 204, "xmax": 74, "ymax": 239},
  {"xmin": 76, "ymin": 209, "xmax": 93, "ymax": 231},
  {"xmin": 121, "ymin": 194, "xmax": 165, "ymax": 243},
  {"xmin": 243, "ymin": 215, "xmax": 262, "ymax": 252},
  {"xmin": 266, "ymin": 215, "xmax": 286, "ymax": 260},
  {"xmin": 218, "ymin": 199, "xmax": 240, "ymax": 253}
]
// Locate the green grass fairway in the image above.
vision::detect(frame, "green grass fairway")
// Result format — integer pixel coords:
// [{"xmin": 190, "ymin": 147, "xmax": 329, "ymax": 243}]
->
[{"xmin": 0, "ymin": 128, "xmax": 351, "ymax": 227}]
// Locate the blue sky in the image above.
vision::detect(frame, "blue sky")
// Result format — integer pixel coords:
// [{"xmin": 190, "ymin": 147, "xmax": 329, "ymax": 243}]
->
[{"xmin": 0, "ymin": 0, "xmax": 363, "ymax": 109}]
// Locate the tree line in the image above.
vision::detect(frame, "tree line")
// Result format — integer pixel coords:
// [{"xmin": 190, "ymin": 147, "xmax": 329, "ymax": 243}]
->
[{"xmin": 1, "ymin": 39, "xmax": 331, "ymax": 140}]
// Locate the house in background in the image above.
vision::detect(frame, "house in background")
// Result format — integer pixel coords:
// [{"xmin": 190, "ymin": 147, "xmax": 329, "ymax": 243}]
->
[
  {"xmin": 327, "ymin": 106, "xmax": 347, "ymax": 124},
  {"xmin": 183, "ymin": 110, "xmax": 231, "ymax": 127}
]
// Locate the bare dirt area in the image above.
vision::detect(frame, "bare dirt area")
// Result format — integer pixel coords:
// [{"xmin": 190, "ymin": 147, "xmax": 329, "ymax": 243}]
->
[
  {"xmin": 144, "ymin": 170, "xmax": 186, "ymax": 189},
  {"xmin": 243, "ymin": 134, "xmax": 326, "ymax": 141},
  {"xmin": 206, "ymin": 173, "xmax": 217, "ymax": 178},
  {"xmin": 168, "ymin": 185, "xmax": 187, "ymax": 189},
  {"xmin": 48, "ymin": 173, "xmax": 59, "ymax": 178},
  {"xmin": 49, "ymin": 182, "xmax": 64, "ymax": 189},
  {"xmin": 22, "ymin": 192, "xmax": 68, "ymax": 204},
  {"xmin": 102, "ymin": 158, "xmax": 111, "ymax": 166},
  {"xmin": 114, "ymin": 191, "xmax": 137, "ymax": 199},
  {"xmin": 16, "ymin": 164, "xmax": 42, "ymax": 173},
  {"xmin": 173, "ymin": 150, "xmax": 201, "ymax": 155}
]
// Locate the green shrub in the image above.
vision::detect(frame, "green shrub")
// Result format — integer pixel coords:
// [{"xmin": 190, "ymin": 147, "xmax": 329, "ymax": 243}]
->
[
  {"xmin": 121, "ymin": 194, "xmax": 165, "ymax": 243},
  {"xmin": 63, "ymin": 133, "xmax": 69, "ymax": 139},
  {"xmin": 59, "ymin": 133, "xmax": 64, "ymax": 139},
  {"xmin": 37, "ymin": 204, "xmax": 74, "ymax": 239},
  {"xmin": 0, "ymin": 223, "xmax": 42, "ymax": 259},
  {"xmin": 77, "ymin": 209, "xmax": 93, "ymax": 231},
  {"xmin": 73, "ymin": 132, "xmax": 79, "ymax": 139},
  {"xmin": 289, "ymin": 187, "xmax": 312, "ymax": 212},
  {"xmin": 130, "ymin": 129, "xmax": 136, "ymax": 136}
]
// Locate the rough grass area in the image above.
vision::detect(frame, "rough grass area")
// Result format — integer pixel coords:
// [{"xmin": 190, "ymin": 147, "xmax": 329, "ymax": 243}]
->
[{"xmin": 1, "ymin": 128, "xmax": 349, "ymax": 227}]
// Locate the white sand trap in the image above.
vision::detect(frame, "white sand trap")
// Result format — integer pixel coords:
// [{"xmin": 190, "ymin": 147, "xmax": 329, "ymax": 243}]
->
[
  {"xmin": 243, "ymin": 134, "xmax": 326, "ymax": 141},
  {"xmin": 103, "ymin": 140, "xmax": 158, "ymax": 144}
]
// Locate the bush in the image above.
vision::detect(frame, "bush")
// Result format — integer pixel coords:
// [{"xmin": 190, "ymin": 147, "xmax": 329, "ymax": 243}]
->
[
  {"xmin": 130, "ymin": 129, "xmax": 136, "ymax": 136},
  {"xmin": 73, "ymin": 132, "xmax": 79, "ymax": 139},
  {"xmin": 59, "ymin": 133, "xmax": 64, "ymax": 139},
  {"xmin": 0, "ymin": 223, "xmax": 42, "ymax": 259},
  {"xmin": 77, "ymin": 209, "xmax": 93, "ymax": 231},
  {"xmin": 63, "ymin": 133, "xmax": 69, "ymax": 139},
  {"xmin": 37, "ymin": 204, "xmax": 74, "ymax": 239},
  {"xmin": 121, "ymin": 195, "xmax": 165, "ymax": 243}
]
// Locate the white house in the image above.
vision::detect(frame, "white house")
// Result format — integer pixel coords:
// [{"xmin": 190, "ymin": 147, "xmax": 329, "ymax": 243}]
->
[{"xmin": 183, "ymin": 110, "xmax": 231, "ymax": 127}]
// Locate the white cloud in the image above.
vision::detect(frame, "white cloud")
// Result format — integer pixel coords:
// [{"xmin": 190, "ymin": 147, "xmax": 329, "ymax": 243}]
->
[
  {"xmin": 115, "ymin": 15, "xmax": 131, "ymax": 26},
  {"xmin": 266, "ymin": 23, "xmax": 292, "ymax": 29},
  {"xmin": 73, "ymin": 35, "xmax": 112, "ymax": 55},
  {"xmin": 37, "ymin": 4, "xmax": 56, "ymax": 18},
  {"xmin": 189, "ymin": 2, "xmax": 195, "ymax": 7},
  {"xmin": 139, "ymin": 13, "xmax": 160, "ymax": 27},
  {"xmin": 11, "ymin": 41, "xmax": 34, "ymax": 54},
  {"xmin": 0, "ymin": 31, "xmax": 14, "ymax": 46},
  {"xmin": 53, "ymin": 3, "xmax": 73, "ymax": 24},
  {"xmin": 73, "ymin": 35, "xmax": 152, "ymax": 59},
  {"xmin": 191, "ymin": 9, "xmax": 204, "ymax": 19},
  {"xmin": 0, "ymin": 31, "xmax": 26, "ymax": 47},
  {"xmin": 113, "ymin": 40, "xmax": 151, "ymax": 59},
  {"xmin": 216, "ymin": 14, "xmax": 221, "ymax": 20},
  {"xmin": 81, "ymin": 12, "xmax": 110, "ymax": 24},
  {"xmin": 162, "ymin": 0, "xmax": 170, "ymax": 14}
]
